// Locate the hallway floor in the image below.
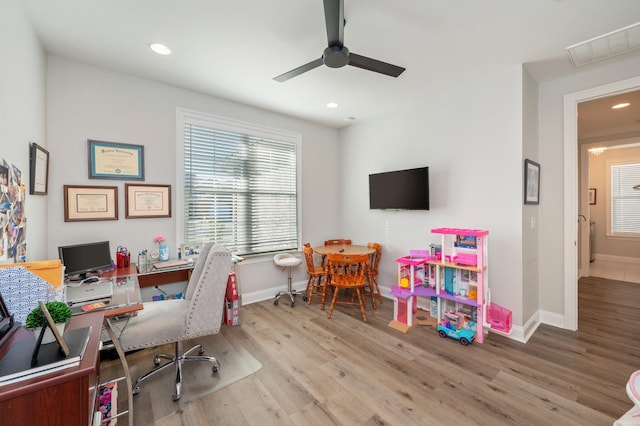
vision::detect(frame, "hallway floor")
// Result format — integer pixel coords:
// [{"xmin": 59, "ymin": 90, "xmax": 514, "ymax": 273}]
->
[{"xmin": 589, "ymin": 258, "xmax": 640, "ymax": 283}]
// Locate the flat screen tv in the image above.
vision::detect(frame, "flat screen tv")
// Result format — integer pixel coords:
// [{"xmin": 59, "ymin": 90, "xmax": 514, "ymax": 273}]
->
[
  {"xmin": 369, "ymin": 167, "xmax": 430, "ymax": 210},
  {"xmin": 58, "ymin": 241, "xmax": 113, "ymax": 281}
]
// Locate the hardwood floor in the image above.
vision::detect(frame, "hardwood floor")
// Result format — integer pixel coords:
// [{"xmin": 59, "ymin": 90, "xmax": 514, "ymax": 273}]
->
[{"xmin": 113, "ymin": 277, "xmax": 640, "ymax": 425}]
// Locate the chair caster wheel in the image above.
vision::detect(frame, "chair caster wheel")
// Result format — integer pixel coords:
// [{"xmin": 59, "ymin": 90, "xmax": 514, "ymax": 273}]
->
[
  {"xmin": 153, "ymin": 357, "xmax": 161, "ymax": 366},
  {"xmin": 274, "ymin": 299, "xmax": 279, "ymax": 306},
  {"xmin": 132, "ymin": 386, "xmax": 141, "ymax": 395},
  {"xmin": 303, "ymin": 296, "xmax": 308, "ymax": 302},
  {"xmin": 198, "ymin": 346, "xmax": 205, "ymax": 355},
  {"xmin": 290, "ymin": 301, "xmax": 295, "ymax": 308},
  {"xmin": 172, "ymin": 393, "xmax": 181, "ymax": 401},
  {"xmin": 212, "ymin": 364, "xmax": 220, "ymax": 373}
]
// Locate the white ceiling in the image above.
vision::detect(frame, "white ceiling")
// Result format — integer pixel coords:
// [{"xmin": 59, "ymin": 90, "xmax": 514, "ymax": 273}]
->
[{"xmin": 20, "ymin": 0, "xmax": 640, "ymax": 129}]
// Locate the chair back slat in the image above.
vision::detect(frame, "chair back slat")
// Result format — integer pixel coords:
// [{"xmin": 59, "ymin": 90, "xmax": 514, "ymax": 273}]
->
[
  {"xmin": 367, "ymin": 242, "xmax": 382, "ymax": 274},
  {"xmin": 303, "ymin": 245, "xmax": 316, "ymax": 272},
  {"xmin": 326, "ymin": 253, "xmax": 369, "ymax": 287},
  {"xmin": 324, "ymin": 239, "xmax": 352, "ymax": 246}
]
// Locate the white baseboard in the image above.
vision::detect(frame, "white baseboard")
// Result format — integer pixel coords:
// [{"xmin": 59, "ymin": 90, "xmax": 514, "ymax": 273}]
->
[
  {"xmin": 240, "ymin": 284, "xmax": 563, "ymax": 345},
  {"xmin": 241, "ymin": 280, "xmax": 308, "ymax": 305},
  {"xmin": 593, "ymin": 253, "xmax": 640, "ymax": 264}
]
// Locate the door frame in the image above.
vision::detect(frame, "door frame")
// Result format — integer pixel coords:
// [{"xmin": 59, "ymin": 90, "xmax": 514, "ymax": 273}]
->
[{"xmin": 563, "ymin": 75, "xmax": 640, "ymax": 331}]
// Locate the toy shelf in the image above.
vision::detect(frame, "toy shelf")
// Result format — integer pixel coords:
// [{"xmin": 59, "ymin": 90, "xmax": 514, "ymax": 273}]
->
[
  {"xmin": 426, "ymin": 259, "xmax": 485, "ymax": 273},
  {"xmin": 388, "ymin": 227, "xmax": 492, "ymax": 343}
]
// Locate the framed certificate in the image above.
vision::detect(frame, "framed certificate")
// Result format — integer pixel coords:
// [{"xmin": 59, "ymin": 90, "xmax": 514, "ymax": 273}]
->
[
  {"xmin": 125, "ymin": 184, "xmax": 171, "ymax": 218},
  {"xmin": 88, "ymin": 139, "xmax": 144, "ymax": 180},
  {"xmin": 29, "ymin": 142, "xmax": 49, "ymax": 195},
  {"xmin": 64, "ymin": 185, "xmax": 119, "ymax": 222}
]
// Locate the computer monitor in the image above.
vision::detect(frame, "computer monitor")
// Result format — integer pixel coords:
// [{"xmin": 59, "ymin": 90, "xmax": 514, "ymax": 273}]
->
[{"xmin": 58, "ymin": 241, "xmax": 113, "ymax": 281}]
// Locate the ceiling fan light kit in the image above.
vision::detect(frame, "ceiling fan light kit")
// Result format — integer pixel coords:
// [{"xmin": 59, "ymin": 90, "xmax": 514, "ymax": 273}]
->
[{"xmin": 274, "ymin": 0, "xmax": 405, "ymax": 82}]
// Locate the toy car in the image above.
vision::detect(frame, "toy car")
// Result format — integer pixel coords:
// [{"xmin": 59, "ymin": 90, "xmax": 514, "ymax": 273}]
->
[{"xmin": 437, "ymin": 324, "xmax": 475, "ymax": 346}]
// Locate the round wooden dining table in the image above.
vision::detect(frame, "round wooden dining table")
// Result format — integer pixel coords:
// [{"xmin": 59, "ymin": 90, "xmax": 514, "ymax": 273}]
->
[{"xmin": 312, "ymin": 244, "xmax": 375, "ymax": 256}]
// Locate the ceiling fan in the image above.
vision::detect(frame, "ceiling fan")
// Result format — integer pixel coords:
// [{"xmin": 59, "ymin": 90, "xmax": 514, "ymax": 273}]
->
[{"xmin": 273, "ymin": 0, "xmax": 406, "ymax": 82}]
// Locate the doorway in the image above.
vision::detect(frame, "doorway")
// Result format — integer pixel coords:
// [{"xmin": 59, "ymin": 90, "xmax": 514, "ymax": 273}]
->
[{"xmin": 563, "ymin": 76, "xmax": 640, "ymax": 331}]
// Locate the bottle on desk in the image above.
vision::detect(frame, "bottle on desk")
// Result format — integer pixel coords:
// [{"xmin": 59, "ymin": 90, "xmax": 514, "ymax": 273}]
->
[{"xmin": 138, "ymin": 250, "xmax": 148, "ymax": 271}]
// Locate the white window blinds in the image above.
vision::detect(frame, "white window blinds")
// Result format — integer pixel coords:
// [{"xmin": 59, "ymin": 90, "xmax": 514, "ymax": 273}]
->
[
  {"xmin": 611, "ymin": 161, "xmax": 640, "ymax": 235},
  {"xmin": 182, "ymin": 116, "xmax": 299, "ymax": 256}
]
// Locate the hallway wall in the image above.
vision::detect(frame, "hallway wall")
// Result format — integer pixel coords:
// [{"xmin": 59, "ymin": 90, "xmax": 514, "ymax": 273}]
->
[{"xmin": 587, "ymin": 144, "xmax": 640, "ymax": 260}]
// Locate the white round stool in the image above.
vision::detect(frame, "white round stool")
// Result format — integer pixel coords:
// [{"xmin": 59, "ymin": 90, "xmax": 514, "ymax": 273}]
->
[{"xmin": 273, "ymin": 253, "xmax": 304, "ymax": 307}]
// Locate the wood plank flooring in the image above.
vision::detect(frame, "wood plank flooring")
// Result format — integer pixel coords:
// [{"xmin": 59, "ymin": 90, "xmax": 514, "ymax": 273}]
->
[{"xmin": 111, "ymin": 276, "xmax": 640, "ymax": 425}]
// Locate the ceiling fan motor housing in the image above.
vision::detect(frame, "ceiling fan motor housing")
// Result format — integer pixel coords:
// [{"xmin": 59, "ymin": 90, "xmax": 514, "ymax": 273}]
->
[{"xmin": 323, "ymin": 45, "xmax": 350, "ymax": 68}]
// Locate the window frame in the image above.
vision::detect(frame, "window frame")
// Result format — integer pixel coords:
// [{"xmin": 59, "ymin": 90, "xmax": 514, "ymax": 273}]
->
[
  {"xmin": 176, "ymin": 108, "xmax": 302, "ymax": 256},
  {"xmin": 606, "ymin": 156, "xmax": 640, "ymax": 239}
]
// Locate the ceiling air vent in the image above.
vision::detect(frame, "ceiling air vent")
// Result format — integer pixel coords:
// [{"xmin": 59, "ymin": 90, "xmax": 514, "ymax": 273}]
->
[{"xmin": 566, "ymin": 22, "xmax": 640, "ymax": 67}]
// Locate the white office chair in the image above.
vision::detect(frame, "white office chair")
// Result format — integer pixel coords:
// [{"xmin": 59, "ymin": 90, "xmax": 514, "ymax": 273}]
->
[
  {"xmin": 273, "ymin": 253, "xmax": 304, "ymax": 307},
  {"xmin": 117, "ymin": 243, "xmax": 231, "ymax": 401}
]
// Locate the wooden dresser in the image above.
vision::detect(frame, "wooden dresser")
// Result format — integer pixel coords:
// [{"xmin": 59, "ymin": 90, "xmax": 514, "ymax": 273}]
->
[{"xmin": 0, "ymin": 311, "xmax": 104, "ymax": 426}]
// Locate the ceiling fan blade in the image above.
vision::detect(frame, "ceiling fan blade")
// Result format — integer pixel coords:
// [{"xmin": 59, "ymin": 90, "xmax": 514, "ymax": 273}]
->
[
  {"xmin": 323, "ymin": 0, "xmax": 344, "ymax": 46},
  {"xmin": 273, "ymin": 58, "xmax": 324, "ymax": 82},
  {"xmin": 348, "ymin": 53, "xmax": 406, "ymax": 78}
]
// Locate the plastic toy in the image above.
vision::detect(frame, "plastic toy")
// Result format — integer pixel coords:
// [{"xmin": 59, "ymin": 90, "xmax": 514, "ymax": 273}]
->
[
  {"xmin": 400, "ymin": 277, "xmax": 410, "ymax": 288},
  {"xmin": 437, "ymin": 323, "xmax": 475, "ymax": 345}
]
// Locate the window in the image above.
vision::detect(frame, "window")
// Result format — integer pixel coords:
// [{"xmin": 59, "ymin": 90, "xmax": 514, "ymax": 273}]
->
[
  {"xmin": 177, "ymin": 109, "xmax": 300, "ymax": 256},
  {"xmin": 609, "ymin": 158, "xmax": 640, "ymax": 236}
]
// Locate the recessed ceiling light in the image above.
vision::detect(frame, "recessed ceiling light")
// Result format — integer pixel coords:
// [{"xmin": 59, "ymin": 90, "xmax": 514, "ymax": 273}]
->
[
  {"xmin": 326, "ymin": 102, "xmax": 338, "ymax": 108},
  {"xmin": 345, "ymin": 116, "xmax": 356, "ymax": 121},
  {"xmin": 150, "ymin": 43, "xmax": 171, "ymax": 56},
  {"xmin": 612, "ymin": 102, "xmax": 630, "ymax": 109}
]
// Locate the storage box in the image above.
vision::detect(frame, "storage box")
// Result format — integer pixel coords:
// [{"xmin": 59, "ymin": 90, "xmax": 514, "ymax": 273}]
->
[
  {"xmin": 487, "ymin": 302, "xmax": 512, "ymax": 333},
  {"xmin": 226, "ymin": 272, "xmax": 239, "ymax": 300},
  {"xmin": 224, "ymin": 299, "xmax": 239, "ymax": 326},
  {"xmin": 224, "ymin": 272, "xmax": 239, "ymax": 326}
]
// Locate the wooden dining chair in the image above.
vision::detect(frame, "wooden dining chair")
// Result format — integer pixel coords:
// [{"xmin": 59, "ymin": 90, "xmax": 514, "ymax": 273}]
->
[
  {"xmin": 365, "ymin": 242, "xmax": 383, "ymax": 309},
  {"xmin": 303, "ymin": 244, "xmax": 327, "ymax": 306},
  {"xmin": 324, "ymin": 239, "xmax": 352, "ymax": 246},
  {"xmin": 326, "ymin": 253, "xmax": 369, "ymax": 322}
]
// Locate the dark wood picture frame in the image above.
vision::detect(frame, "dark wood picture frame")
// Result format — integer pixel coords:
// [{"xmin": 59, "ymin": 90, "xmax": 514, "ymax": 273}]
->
[
  {"xmin": 64, "ymin": 185, "xmax": 118, "ymax": 222},
  {"xmin": 125, "ymin": 183, "xmax": 171, "ymax": 219},
  {"xmin": 88, "ymin": 139, "xmax": 144, "ymax": 180},
  {"xmin": 589, "ymin": 188, "xmax": 596, "ymax": 205},
  {"xmin": 38, "ymin": 301, "xmax": 69, "ymax": 356},
  {"xmin": 29, "ymin": 143, "xmax": 49, "ymax": 195},
  {"xmin": 524, "ymin": 159, "xmax": 540, "ymax": 205}
]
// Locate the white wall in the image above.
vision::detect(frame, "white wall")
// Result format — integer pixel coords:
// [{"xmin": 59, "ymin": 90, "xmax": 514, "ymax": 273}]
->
[
  {"xmin": 522, "ymin": 67, "xmax": 539, "ymax": 323},
  {"xmin": 0, "ymin": 1, "xmax": 47, "ymax": 261},
  {"xmin": 538, "ymin": 54, "xmax": 640, "ymax": 316},
  {"xmin": 340, "ymin": 65, "xmax": 525, "ymax": 328},
  {"xmin": 45, "ymin": 56, "xmax": 341, "ymax": 298}
]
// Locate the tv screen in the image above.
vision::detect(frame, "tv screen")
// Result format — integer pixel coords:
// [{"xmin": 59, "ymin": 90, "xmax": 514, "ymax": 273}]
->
[
  {"xmin": 58, "ymin": 241, "xmax": 113, "ymax": 280},
  {"xmin": 369, "ymin": 167, "xmax": 430, "ymax": 210}
]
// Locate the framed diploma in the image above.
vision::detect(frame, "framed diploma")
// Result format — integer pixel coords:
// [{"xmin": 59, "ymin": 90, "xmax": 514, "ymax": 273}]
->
[
  {"xmin": 29, "ymin": 142, "xmax": 49, "ymax": 195},
  {"xmin": 88, "ymin": 139, "xmax": 144, "ymax": 180},
  {"xmin": 64, "ymin": 185, "xmax": 118, "ymax": 222},
  {"xmin": 125, "ymin": 184, "xmax": 171, "ymax": 218}
]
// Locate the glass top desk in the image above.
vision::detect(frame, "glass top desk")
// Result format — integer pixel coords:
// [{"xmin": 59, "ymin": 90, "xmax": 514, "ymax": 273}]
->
[
  {"xmin": 111, "ymin": 262, "xmax": 196, "ymax": 289},
  {"xmin": 67, "ymin": 269, "xmax": 141, "ymax": 426},
  {"xmin": 68, "ymin": 272, "xmax": 143, "ymax": 318}
]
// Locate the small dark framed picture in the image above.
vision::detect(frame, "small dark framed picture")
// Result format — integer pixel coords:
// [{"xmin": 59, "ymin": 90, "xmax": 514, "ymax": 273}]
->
[
  {"xmin": 589, "ymin": 188, "xmax": 596, "ymax": 205},
  {"xmin": 29, "ymin": 143, "xmax": 49, "ymax": 195},
  {"xmin": 524, "ymin": 159, "xmax": 540, "ymax": 205}
]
